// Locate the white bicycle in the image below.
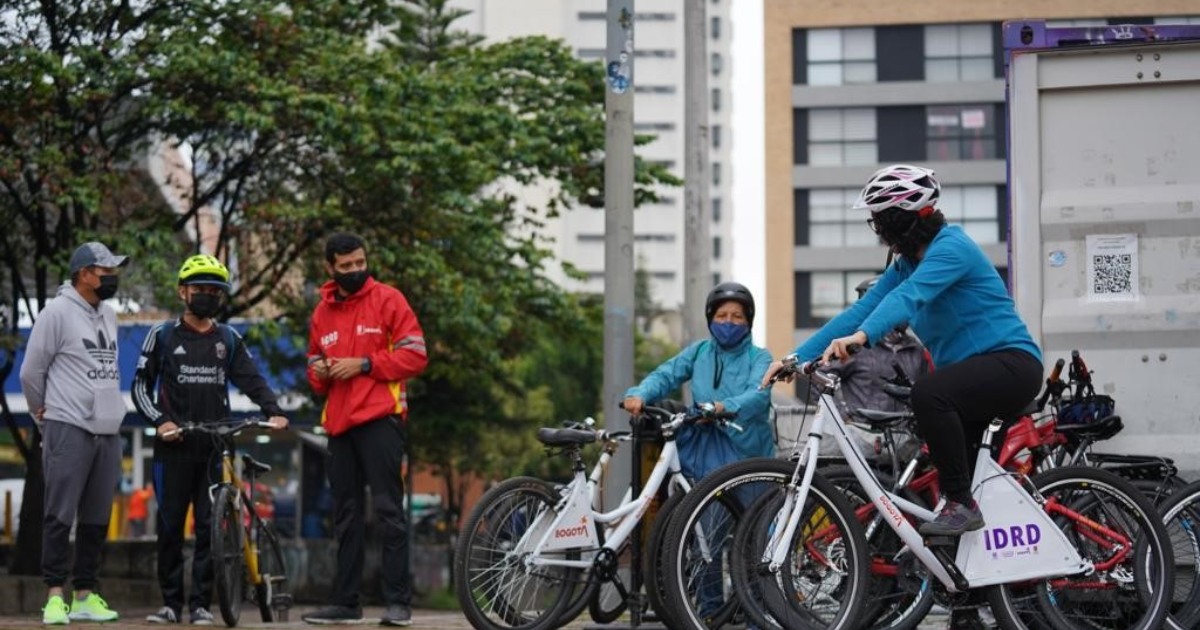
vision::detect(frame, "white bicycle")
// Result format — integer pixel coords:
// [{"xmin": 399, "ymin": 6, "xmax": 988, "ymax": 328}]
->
[
  {"xmin": 661, "ymin": 355, "xmax": 1175, "ymax": 630},
  {"xmin": 453, "ymin": 404, "xmax": 739, "ymax": 630}
]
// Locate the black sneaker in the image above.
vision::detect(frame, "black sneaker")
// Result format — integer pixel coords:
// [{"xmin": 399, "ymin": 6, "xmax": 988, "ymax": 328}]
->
[
  {"xmin": 302, "ymin": 605, "xmax": 364, "ymax": 625},
  {"xmin": 147, "ymin": 607, "xmax": 180, "ymax": 624},
  {"xmin": 920, "ymin": 500, "xmax": 985, "ymax": 536},
  {"xmin": 380, "ymin": 605, "xmax": 412, "ymax": 627}
]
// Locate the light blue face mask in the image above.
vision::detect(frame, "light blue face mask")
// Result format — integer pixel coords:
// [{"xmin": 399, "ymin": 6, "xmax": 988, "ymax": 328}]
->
[{"xmin": 709, "ymin": 322, "xmax": 749, "ymax": 348}]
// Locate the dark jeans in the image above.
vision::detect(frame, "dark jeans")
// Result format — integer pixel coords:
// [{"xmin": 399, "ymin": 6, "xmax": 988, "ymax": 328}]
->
[
  {"xmin": 328, "ymin": 417, "xmax": 410, "ymax": 607},
  {"xmin": 41, "ymin": 421, "xmax": 121, "ymax": 590},
  {"xmin": 911, "ymin": 350, "xmax": 1042, "ymax": 503},
  {"xmin": 153, "ymin": 458, "xmax": 220, "ymax": 614}
]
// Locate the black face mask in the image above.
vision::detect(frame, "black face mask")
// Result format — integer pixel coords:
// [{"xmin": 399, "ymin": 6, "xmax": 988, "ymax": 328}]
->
[
  {"xmin": 188, "ymin": 293, "xmax": 223, "ymax": 319},
  {"xmin": 95, "ymin": 275, "xmax": 119, "ymax": 301},
  {"xmin": 333, "ymin": 270, "xmax": 369, "ymax": 295}
]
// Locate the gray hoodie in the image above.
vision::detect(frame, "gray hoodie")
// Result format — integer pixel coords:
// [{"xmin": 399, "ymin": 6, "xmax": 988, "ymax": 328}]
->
[{"xmin": 19, "ymin": 283, "xmax": 127, "ymax": 435}]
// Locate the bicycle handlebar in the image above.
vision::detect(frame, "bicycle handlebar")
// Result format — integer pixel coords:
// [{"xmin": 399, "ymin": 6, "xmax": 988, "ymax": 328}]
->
[{"xmin": 160, "ymin": 417, "xmax": 274, "ymax": 439}]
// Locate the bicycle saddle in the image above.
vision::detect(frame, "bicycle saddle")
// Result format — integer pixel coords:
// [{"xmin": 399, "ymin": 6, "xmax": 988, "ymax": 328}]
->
[
  {"xmin": 536, "ymin": 427, "xmax": 597, "ymax": 447},
  {"xmin": 853, "ymin": 408, "xmax": 914, "ymax": 430},
  {"xmin": 242, "ymin": 454, "xmax": 272, "ymax": 475}
]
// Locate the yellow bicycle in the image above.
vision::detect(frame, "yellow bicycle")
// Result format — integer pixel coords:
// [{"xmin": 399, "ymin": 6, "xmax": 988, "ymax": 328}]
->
[{"xmin": 172, "ymin": 418, "xmax": 292, "ymax": 627}]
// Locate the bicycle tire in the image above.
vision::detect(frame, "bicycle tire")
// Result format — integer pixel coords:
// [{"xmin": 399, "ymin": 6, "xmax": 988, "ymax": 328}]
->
[
  {"xmin": 212, "ymin": 486, "xmax": 245, "ymax": 628},
  {"xmin": 662, "ymin": 457, "xmax": 869, "ymax": 630},
  {"xmin": 819, "ymin": 466, "xmax": 935, "ymax": 630},
  {"xmin": 642, "ymin": 490, "xmax": 686, "ymax": 627},
  {"xmin": 1156, "ymin": 480, "xmax": 1200, "ymax": 630},
  {"xmin": 253, "ymin": 517, "xmax": 289, "ymax": 622},
  {"xmin": 986, "ymin": 466, "xmax": 1174, "ymax": 630},
  {"xmin": 454, "ymin": 477, "xmax": 580, "ymax": 630},
  {"xmin": 750, "ymin": 477, "xmax": 871, "ymax": 630}
]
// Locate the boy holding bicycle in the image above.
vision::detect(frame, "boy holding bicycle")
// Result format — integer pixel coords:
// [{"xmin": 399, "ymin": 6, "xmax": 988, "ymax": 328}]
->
[{"xmin": 132, "ymin": 255, "xmax": 288, "ymax": 625}]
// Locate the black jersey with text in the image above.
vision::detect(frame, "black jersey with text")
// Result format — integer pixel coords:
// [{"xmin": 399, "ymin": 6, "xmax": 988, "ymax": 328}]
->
[{"xmin": 132, "ymin": 320, "xmax": 284, "ymax": 461}]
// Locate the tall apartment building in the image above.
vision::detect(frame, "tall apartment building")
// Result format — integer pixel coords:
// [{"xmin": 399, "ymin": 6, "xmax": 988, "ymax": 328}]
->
[
  {"xmin": 451, "ymin": 0, "xmax": 733, "ymax": 317},
  {"xmin": 762, "ymin": 0, "xmax": 1200, "ymax": 358}
]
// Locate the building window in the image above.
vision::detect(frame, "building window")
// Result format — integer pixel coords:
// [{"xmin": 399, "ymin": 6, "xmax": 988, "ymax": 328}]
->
[
  {"xmin": 635, "ymin": 85, "xmax": 677, "ymax": 94},
  {"xmin": 651, "ymin": 271, "xmax": 676, "ymax": 280},
  {"xmin": 578, "ymin": 11, "xmax": 675, "ymax": 21},
  {"xmin": 578, "ymin": 234, "xmax": 605, "ymax": 243},
  {"xmin": 711, "ymin": 52, "xmax": 723, "ymax": 76},
  {"xmin": 712, "ymin": 197, "xmax": 722, "ymax": 223},
  {"xmin": 1155, "ymin": 16, "xmax": 1200, "ymax": 24},
  {"xmin": 713, "ymin": 272, "xmax": 721, "ymax": 286},
  {"xmin": 938, "ymin": 185, "xmax": 1001, "ymax": 244},
  {"xmin": 711, "ymin": 87, "xmax": 721, "ymax": 112},
  {"xmin": 806, "ymin": 28, "xmax": 876, "ymax": 85},
  {"xmin": 713, "ymin": 237, "xmax": 722, "ymax": 259},
  {"xmin": 634, "ymin": 122, "xmax": 676, "ymax": 132},
  {"xmin": 926, "ymin": 104, "xmax": 998, "ymax": 161},
  {"xmin": 1045, "ymin": 19, "xmax": 1107, "ymax": 27},
  {"xmin": 924, "ymin": 23, "xmax": 994, "ymax": 82},
  {"xmin": 635, "ymin": 233, "xmax": 677, "ymax": 243},
  {"xmin": 808, "ymin": 108, "xmax": 877, "ymax": 166},
  {"xmin": 711, "ymin": 16, "xmax": 721, "ymax": 39},
  {"xmin": 712, "ymin": 124, "xmax": 721, "ymax": 149},
  {"xmin": 712, "ymin": 162, "xmax": 721, "ymax": 186},
  {"xmin": 807, "ymin": 188, "xmax": 877, "ymax": 247},
  {"xmin": 576, "ymin": 48, "xmax": 676, "ymax": 59},
  {"xmin": 650, "ymin": 159, "xmax": 676, "ymax": 170},
  {"xmin": 810, "ymin": 271, "xmax": 883, "ymax": 320}
]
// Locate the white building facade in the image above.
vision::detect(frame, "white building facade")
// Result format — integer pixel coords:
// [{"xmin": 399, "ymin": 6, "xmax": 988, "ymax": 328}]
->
[{"xmin": 451, "ymin": 0, "xmax": 734, "ymax": 314}]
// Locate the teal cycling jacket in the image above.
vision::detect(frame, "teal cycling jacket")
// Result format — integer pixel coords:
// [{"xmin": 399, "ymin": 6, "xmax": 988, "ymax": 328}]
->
[
  {"xmin": 795, "ymin": 225, "xmax": 1041, "ymax": 368},
  {"xmin": 625, "ymin": 335, "xmax": 774, "ymax": 480}
]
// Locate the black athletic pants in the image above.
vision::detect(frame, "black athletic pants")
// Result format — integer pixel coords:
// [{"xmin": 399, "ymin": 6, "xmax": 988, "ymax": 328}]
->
[
  {"xmin": 153, "ymin": 457, "xmax": 220, "ymax": 615},
  {"xmin": 911, "ymin": 349, "xmax": 1043, "ymax": 504},
  {"xmin": 327, "ymin": 416, "xmax": 410, "ymax": 608}
]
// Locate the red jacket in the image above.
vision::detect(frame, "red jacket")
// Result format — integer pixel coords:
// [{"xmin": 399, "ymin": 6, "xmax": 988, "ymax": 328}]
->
[{"xmin": 307, "ymin": 277, "xmax": 428, "ymax": 436}]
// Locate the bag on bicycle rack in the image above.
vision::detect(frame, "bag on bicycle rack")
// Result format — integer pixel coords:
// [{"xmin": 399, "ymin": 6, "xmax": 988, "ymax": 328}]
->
[{"xmin": 1056, "ymin": 394, "xmax": 1115, "ymax": 426}]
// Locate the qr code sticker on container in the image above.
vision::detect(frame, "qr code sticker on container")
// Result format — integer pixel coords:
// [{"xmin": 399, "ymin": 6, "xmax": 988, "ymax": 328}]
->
[
  {"xmin": 1092, "ymin": 254, "xmax": 1132, "ymax": 294},
  {"xmin": 1085, "ymin": 234, "xmax": 1138, "ymax": 301}
]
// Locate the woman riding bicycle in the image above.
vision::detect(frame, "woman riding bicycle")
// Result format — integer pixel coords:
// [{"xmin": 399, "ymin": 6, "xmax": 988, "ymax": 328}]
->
[{"xmin": 762, "ymin": 164, "xmax": 1043, "ymax": 537}]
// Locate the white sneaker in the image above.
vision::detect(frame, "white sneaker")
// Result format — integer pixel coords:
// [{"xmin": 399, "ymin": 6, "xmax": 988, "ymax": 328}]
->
[
  {"xmin": 146, "ymin": 607, "xmax": 180, "ymax": 624},
  {"xmin": 190, "ymin": 608, "xmax": 215, "ymax": 626}
]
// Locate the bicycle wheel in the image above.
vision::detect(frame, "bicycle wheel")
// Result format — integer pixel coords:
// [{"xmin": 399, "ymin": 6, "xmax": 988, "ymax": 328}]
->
[
  {"xmin": 987, "ymin": 467, "xmax": 1174, "ymax": 630},
  {"xmin": 663, "ymin": 458, "xmax": 868, "ymax": 630},
  {"xmin": 819, "ymin": 466, "xmax": 935, "ymax": 630},
  {"xmin": 1158, "ymin": 480, "xmax": 1200, "ymax": 630},
  {"xmin": 212, "ymin": 486, "xmax": 245, "ymax": 627},
  {"xmin": 643, "ymin": 490, "xmax": 686, "ymax": 627},
  {"xmin": 455, "ymin": 477, "xmax": 580, "ymax": 630},
  {"xmin": 751, "ymin": 478, "xmax": 871, "ymax": 630},
  {"xmin": 253, "ymin": 517, "xmax": 289, "ymax": 622}
]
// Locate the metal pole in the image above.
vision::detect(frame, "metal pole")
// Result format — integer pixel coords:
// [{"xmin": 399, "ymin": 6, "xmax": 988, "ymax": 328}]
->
[
  {"xmin": 602, "ymin": 0, "xmax": 639, "ymax": 625},
  {"xmin": 682, "ymin": 0, "xmax": 711, "ymax": 344}
]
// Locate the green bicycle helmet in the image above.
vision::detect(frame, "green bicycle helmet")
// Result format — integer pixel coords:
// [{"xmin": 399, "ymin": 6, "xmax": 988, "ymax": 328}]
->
[{"xmin": 177, "ymin": 254, "xmax": 231, "ymax": 291}]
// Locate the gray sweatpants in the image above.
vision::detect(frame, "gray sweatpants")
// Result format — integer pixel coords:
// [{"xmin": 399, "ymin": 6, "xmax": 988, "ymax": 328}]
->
[{"xmin": 42, "ymin": 420, "xmax": 122, "ymax": 590}]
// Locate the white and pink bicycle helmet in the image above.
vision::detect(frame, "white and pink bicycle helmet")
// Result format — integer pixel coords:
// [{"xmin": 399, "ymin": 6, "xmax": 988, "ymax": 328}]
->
[{"xmin": 852, "ymin": 164, "xmax": 940, "ymax": 213}]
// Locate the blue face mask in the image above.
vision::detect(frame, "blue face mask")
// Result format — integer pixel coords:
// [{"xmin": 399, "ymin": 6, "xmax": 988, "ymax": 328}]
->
[{"xmin": 709, "ymin": 322, "xmax": 749, "ymax": 348}]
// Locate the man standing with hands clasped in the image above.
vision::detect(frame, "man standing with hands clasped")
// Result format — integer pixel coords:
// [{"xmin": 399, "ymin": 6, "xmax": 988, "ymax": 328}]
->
[
  {"xmin": 302, "ymin": 233, "xmax": 428, "ymax": 626},
  {"xmin": 20, "ymin": 242, "xmax": 130, "ymax": 625}
]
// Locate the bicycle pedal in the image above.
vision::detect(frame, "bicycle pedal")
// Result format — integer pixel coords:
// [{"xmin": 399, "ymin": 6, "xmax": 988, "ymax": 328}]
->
[
  {"xmin": 271, "ymin": 594, "xmax": 293, "ymax": 607},
  {"xmin": 925, "ymin": 535, "xmax": 959, "ymax": 548}
]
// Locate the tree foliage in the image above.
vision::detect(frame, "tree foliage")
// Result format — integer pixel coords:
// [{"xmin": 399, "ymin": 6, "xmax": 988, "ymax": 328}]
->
[{"xmin": 0, "ymin": 0, "xmax": 680, "ymax": 559}]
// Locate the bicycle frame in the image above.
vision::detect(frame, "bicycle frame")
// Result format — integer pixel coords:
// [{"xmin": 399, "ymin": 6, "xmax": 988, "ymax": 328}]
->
[
  {"xmin": 764, "ymin": 378, "xmax": 1090, "ymax": 592},
  {"xmin": 215, "ymin": 440, "xmax": 268, "ymax": 588},
  {"xmin": 524, "ymin": 429, "xmax": 692, "ymax": 571}
]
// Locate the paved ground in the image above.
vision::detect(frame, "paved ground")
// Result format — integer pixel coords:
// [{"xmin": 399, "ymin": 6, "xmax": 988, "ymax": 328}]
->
[{"xmin": 0, "ymin": 607, "xmax": 953, "ymax": 629}]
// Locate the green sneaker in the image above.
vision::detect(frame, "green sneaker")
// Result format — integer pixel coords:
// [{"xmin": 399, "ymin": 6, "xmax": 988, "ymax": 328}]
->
[
  {"xmin": 68, "ymin": 593, "xmax": 119, "ymax": 622},
  {"xmin": 42, "ymin": 595, "xmax": 70, "ymax": 625}
]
